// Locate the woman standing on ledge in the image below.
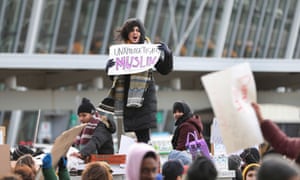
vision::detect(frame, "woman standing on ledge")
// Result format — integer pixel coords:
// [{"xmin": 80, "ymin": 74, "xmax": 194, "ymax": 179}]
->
[{"xmin": 98, "ymin": 18, "xmax": 173, "ymax": 143}]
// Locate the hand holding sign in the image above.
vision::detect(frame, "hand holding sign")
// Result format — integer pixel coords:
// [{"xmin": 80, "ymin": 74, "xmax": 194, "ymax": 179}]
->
[{"xmin": 105, "ymin": 59, "xmax": 115, "ymax": 74}]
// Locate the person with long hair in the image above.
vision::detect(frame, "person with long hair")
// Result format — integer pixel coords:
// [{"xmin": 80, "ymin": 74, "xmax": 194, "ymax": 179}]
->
[{"xmin": 98, "ymin": 18, "xmax": 173, "ymax": 143}]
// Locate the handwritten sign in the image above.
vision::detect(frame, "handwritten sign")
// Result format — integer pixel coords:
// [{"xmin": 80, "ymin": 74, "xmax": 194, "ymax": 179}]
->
[
  {"xmin": 108, "ymin": 44, "xmax": 161, "ymax": 75},
  {"xmin": 201, "ymin": 63, "xmax": 263, "ymax": 154}
]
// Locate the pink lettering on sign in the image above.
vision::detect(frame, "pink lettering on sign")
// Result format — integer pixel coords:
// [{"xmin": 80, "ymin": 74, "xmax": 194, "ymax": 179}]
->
[
  {"xmin": 115, "ymin": 56, "xmax": 157, "ymax": 70},
  {"xmin": 232, "ymin": 75, "xmax": 251, "ymax": 111}
]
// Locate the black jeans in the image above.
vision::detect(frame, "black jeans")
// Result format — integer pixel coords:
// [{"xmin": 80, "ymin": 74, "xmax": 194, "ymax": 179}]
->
[{"xmin": 135, "ymin": 128, "xmax": 150, "ymax": 143}]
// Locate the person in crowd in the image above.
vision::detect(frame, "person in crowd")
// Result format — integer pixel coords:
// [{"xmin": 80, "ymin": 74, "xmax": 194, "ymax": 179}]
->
[
  {"xmin": 251, "ymin": 102, "xmax": 300, "ymax": 164},
  {"xmin": 41, "ymin": 153, "xmax": 70, "ymax": 180},
  {"xmin": 171, "ymin": 101, "xmax": 203, "ymax": 150},
  {"xmin": 14, "ymin": 154, "xmax": 37, "ymax": 177},
  {"xmin": 257, "ymin": 154, "xmax": 300, "ymax": 180},
  {"xmin": 228, "ymin": 154, "xmax": 243, "ymax": 180},
  {"xmin": 81, "ymin": 161, "xmax": 113, "ymax": 180},
  {"xmin": 70, "ymin": 97, "xmax": 116, "ymax": 160},
  {"xmin": 162, "ymin": 159, "xmax": 184, "ymax": 180},
  {"xmin": 242, "ymin": 163, "xmax": 260, "ymax": 180},
  {"xmin": 240, "ymin": 147, "xmax": 260, "ymax": 172},
  {"xmin": 186, "ymin": 156, "xmax": 218, "ymax": 180},
  {"xmin": 0, "ymin": 173, "xmax": 22, "ymax": 180},
  {"xmin": 168, "ymin": 149, "xmax": 192, "ymax": 166},
  {"xmin": 98, "ymin": 17, "xmax": 173, "ymax": 143},
  {"xmin": 125, "ymin": 143, "xmax": 160, "ymax": 180},
  {"xmin": 171, "ymin": 101, "xmax": 210, "ymax": 159},
  {"xmin": 14, "ymin": 165, "xmax": 35, "ymax": 180}
]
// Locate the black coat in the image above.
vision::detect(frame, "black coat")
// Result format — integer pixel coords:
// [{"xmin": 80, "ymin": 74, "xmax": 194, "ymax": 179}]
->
[
  {"xmin": 80, "ymin": 119, "xmax": 116, "ymax": 157},
  {"xmin": 123, "ymin": 48, "xmax": 173, "ymax": 131}
]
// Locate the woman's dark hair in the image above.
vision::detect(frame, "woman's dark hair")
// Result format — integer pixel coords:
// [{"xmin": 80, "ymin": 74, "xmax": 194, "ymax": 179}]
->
[
  {"xmin": 117, "ymin": 18, "xmax": 146, "ymax": 44},
  {"xmin": 187, "ymin": 156, "xmax": 217, "ymax": 180}
]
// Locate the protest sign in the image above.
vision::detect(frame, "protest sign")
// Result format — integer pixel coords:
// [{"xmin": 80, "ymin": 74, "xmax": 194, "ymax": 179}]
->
[
  {"xmin": 108, "ymin": 44, "xmax": 161, "ymax": 75},
  {"xmin": 0, "ymin": 144, "xmax": 11, "ymax": 175},
  {"xmin": 201, "ymin": 63, "xmax": 263, "ymax": 153},
  {"xmin": 50, "ymin": 123, "xmax": 86, "ymax": 167}
]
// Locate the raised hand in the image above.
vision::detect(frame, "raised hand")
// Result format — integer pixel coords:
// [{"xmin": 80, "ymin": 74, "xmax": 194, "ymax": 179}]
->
[
  {"xmin": 158, "ymin": 41, "xmax": 171, "ymax": 54},
  {"xmin": 105, "ymin": 59, "xmax": 115, "ymax": 74},
  {"xmin": 42, "ymin": 153, "xmax": 52, "ymax": 169}
]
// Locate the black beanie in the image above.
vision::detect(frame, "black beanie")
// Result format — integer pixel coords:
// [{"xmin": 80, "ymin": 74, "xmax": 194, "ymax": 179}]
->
[
  {"xmin": 173, "ymin": 101, "xmax": 192, "ymax": 114},
  {"xmin": 77, "ymin": 97, "xmax": 96, "ymax": 115},
  {"xmin": 173, "ymin": 102, "xmax": 184, "ymax": 113},
  {"xmin": 240, "ymin": 147, "xmax": 260, "ymax": 164}
]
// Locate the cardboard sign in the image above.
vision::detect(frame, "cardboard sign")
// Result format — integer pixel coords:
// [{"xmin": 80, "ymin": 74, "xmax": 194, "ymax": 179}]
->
[
  {"xmin": 50, "ymin": 123, "xmax": 86, "ymax": 167},
  {"xmin": 108, "ymin": 44, "xmax": 161, "ymax": 75},
  {"xmin": 201, "ymin": 63, "xmax": 263, "ymax": 153},
  {"xmin": 0, "ymin": 144, "xmax": 11, "ymax": 175}
]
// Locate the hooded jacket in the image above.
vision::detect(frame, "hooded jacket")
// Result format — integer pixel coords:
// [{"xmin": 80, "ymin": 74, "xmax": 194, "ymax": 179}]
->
[
  {"xmin": 171, "ymin": 101, "xmax": 203, "ymax": 150},
  {"xmin": 80, "ymin": 118, "xmax": 116, "ymax": 158},
  {"xmin": 125, "ymin": 143, "xmax": 159, "ymax": 180}
]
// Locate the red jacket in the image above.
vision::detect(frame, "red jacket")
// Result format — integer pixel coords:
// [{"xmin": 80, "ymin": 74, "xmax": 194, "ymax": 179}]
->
[
  {"xmin": 261, "ymin": 120, "xmax": 300, "ymax": 162},
  {"xmin": 172, "ymin": 116, "xmax": 203, "ymax": 150}
]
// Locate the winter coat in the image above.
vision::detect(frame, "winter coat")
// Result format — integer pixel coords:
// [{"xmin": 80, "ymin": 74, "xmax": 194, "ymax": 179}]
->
[
  {"xmin": 80, "ymin": 118, "xmax": 116, "ymax": 158},
  {"xmin": 261, "ymin": 119, "xmax": 300, "ymax": 164},
  {"xmin": 171, "ymin": 102, "xmax": 203, "ymax": 150},
  {"xmin": 123, "ymin": 46, "xmax": 173, "ymax": 131}
]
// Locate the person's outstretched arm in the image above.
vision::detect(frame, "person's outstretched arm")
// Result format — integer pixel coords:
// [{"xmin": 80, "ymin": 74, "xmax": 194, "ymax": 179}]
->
[
  {"xmin": 252, "ymin": 102, "xmax": 300, "ymax": 160},
  {"xmin": 42, "ymin": 153, "xmax": 58, "ymax": 180}
]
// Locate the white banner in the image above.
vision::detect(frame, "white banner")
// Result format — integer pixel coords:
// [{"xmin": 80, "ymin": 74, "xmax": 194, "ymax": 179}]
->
[
  {"xmin": 201, "ymin": 63, "xmax": 263, "ymax": 153},
  {"xmin": 108, "ymin": 44, "xmax": 161, "ymax": 75}
]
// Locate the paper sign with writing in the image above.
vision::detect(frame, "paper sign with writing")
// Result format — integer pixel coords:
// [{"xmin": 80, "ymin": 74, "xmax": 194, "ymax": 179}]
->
[
  {"xmin": 210, "ymin": 117, "xmax": 223, "ymax": 145},
  {"xmin": 108, "ymin": 44, "xmax": 161, "ymax": 75},
  {"xmin": 201, "ymin": 63, "xmax": 263, "ymax": 153}
]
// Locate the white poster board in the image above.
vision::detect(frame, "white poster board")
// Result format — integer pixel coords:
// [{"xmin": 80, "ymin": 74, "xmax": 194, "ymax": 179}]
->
[
  {"xmin": 108, "ymin": 44, "xmax": 161, "ymax": 75},
  {"xmin": 118, "ymin": 135, "xmax": 136, "ymax": 155},
  {"xmin": 201, "ymin": 63, "xmax": 263, "ymax": 153}
]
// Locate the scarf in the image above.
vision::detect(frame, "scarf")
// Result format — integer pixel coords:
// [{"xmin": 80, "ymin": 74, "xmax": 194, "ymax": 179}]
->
[
  {"xmin": 127, "ymin": 71, "xmax": 151, "ymax": 107},
  {"xmin": 114, "ymin": 76, "xmax": 125, "ymax": 125},
  {"xmin": 75, "ymin": 118, "xmax": 100, "ymax": 149}
]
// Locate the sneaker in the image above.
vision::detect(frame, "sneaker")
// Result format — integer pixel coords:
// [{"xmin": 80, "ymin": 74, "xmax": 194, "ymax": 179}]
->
[{"xmin": 97, "ymin": 97, "xmax": 115, "ymax": 114}]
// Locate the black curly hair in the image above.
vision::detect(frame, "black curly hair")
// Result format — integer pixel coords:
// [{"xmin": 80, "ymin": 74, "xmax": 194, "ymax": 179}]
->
[{"xmin": 118, "ymin": 18, "xmax": 146, "ymax": 44}]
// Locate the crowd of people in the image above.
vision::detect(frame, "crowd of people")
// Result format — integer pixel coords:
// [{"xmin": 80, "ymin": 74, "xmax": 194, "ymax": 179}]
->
[{"xmin": 1, "ymin": 17, "xmax": 299, "ymax": 180}]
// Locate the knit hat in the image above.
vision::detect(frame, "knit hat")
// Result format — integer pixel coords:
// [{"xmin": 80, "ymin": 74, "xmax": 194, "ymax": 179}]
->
[
  {"xmin": 242, "ymin": 163, "xmax": 260, "ymax": 180},
  {"xmin": 97, "ymin": 97, "xmax": 114, "ymax": 114},
  {"xmin": 162, "ymin": 159, "xmax": 184, "ymax": 180},
  {"xmin": 77, "ymin": 97, "xmax": 96, "ymax": 115},
  {"xmin": 12, "ymin": 145, "xmax": 34, "ymax": 161},
  {"xmin": 168, "ymin": 150, "xmax": 192, "ymax": 165},
  {"xmin": 173, "ymin": 101, "xmax": 191, "ymax": 114},
  {"xmin": 240, "ymin": 147, "xmax": 260, "ymax": 164}
]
